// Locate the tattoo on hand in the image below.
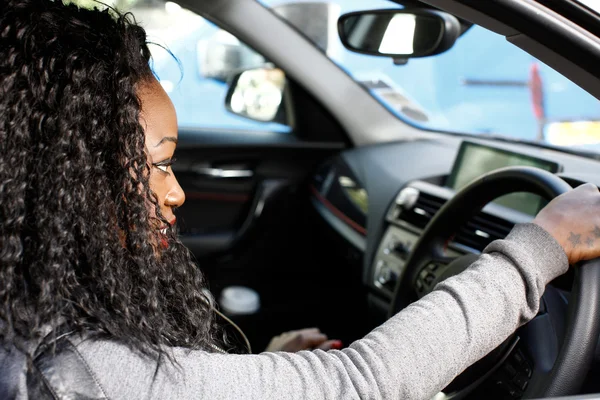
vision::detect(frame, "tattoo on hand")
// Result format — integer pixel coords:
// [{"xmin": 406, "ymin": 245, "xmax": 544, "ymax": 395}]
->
[
  {"xmin": 593, "ymin": 226, "xmax": 600, "ymax": 239},
  {"xmin": 587, "ymin": 237, "xmax": 595, "ymax": 248},
  {"xmin": 569, "ymin": 232, "xmax": 582, "ymax": 248}
]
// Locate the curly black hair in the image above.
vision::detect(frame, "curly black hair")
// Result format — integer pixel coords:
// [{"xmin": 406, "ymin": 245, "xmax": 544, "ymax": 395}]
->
[{"xmin": 0, "ymin": 0, "xmax": 222, "ymax": 356}]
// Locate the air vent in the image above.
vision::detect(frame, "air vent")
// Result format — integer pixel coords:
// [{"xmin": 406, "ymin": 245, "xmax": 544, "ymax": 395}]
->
[
  {"xmin": 393, "ymin": 187, "xmax": 515, "ymax": 253},
  {"xmin": 396, "ymin": 191, "xmax": 445, "ymax": 229},
  {"xmin": 455, "ymin": 212, "xmax": 514, "ymax": 252}
]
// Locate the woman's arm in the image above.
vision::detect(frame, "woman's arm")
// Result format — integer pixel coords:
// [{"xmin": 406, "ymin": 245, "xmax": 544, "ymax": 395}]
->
[
  {"xmin": 70, "ymin": 184, "xmax": 600, "ymax": 400},
  {"xmin": 70, "ymin": 223, "xmax": 562, "ymax": 400}
]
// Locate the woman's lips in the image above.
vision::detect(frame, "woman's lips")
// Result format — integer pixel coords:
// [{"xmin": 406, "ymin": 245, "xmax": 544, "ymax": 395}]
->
[{"xmin": 159, "ymin": 218, "xmax": 177, "ymax": 235}]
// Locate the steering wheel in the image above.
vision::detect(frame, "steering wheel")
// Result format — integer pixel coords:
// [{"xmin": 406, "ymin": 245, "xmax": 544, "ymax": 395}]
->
[{"xmin": 389, "ymin": 166, "xmax": 600, "ymax": 399}]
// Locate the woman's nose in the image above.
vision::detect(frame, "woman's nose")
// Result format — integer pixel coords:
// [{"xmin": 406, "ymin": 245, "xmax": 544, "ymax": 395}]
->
[{"xmin": 165, "ymin": 175, "xmax": 185, "ymax": 208}]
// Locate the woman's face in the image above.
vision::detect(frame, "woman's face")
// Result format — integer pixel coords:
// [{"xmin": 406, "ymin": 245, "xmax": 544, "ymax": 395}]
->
[{"xmin": 139, "ymin": 78, "xmax": 185, "ymax": 229}]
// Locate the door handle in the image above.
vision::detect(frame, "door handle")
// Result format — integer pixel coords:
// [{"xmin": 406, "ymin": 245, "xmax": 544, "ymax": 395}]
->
[
  {"xmin": 192, "ymin": 165, "xmax": 254, "ymax": 179},
  {"xmin": 231, "ymin": 179, "xmax": 288, "ymax": 246}
]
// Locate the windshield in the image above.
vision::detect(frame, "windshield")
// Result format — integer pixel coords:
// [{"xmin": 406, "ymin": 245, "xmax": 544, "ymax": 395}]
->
[{"xmin": 263, "ymin": 0, "xmax": 600, "ymax": 154}]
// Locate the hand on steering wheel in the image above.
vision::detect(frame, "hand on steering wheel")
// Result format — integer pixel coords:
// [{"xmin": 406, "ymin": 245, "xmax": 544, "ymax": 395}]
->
[{"xmin": 534, "ymin": 183, "xmax": 600, "ymax": 264}]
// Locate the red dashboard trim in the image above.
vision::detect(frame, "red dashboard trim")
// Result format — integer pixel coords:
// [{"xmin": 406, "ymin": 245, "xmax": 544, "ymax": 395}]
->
[{"xmin": 310, "ymin": 185, "xmax": 367, "ymax": 236}]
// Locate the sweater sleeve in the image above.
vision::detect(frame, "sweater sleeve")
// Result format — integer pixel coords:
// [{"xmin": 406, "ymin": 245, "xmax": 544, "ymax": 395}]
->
[{"xmin": 72, "ymin": 223, "xmax": 568, "ymax": 400}]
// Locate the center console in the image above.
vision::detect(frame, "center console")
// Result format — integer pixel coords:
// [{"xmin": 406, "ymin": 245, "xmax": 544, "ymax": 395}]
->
[
  {"xmin": 372, "ymin": 223, "xmax": 419, "ymax": 295},
  {"xmin": 372, "ymin": 183, "xmax": 468, "ymax": 297}
]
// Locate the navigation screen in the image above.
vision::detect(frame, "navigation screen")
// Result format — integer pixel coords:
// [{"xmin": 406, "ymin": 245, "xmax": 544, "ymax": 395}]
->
[{"xmin": 447, "ymin": 141, "xmax": 561, "ymax": 215}]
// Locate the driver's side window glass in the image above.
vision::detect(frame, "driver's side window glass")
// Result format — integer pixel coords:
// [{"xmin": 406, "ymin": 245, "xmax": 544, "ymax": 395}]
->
[{"xmin": 70, "ymin": 0, "xmax": 291, "ymax": 133}]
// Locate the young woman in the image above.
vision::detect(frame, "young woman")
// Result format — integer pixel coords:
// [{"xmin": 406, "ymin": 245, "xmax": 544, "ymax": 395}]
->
[{"xmin": 2, "ymin": 1, "xmax": 600, "ymax": 399}]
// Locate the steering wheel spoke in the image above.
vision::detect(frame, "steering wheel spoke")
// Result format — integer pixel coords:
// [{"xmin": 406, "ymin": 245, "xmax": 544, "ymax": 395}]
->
[{"xmin": 414, "ymin": 256, "xmax": 455, "ymax": 297}]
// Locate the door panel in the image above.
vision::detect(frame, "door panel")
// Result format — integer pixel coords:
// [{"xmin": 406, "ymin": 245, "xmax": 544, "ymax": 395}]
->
[
  {"xmin": 175, "ymin": 168, "xmax": 254, "ymax": 234},
  {"xmin": 175, "ymin": 128, "xmax": 345, "ymax": 258}
]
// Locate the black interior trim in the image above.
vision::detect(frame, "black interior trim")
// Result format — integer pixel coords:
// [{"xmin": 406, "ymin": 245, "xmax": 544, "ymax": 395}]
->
[
  {"xmin": 178, "ymin": 129, "xmax": 346, "ymax": 150},
  {"xmin": 537, "ymin": 0, "xmax": 600, "ymax": 38}
]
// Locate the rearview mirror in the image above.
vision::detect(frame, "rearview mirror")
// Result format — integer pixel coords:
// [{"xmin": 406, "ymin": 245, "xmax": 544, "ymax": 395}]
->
[
  {"xmin": 338, "ymin": 9, "xmax": 461, "ymax": 58},
  {"xmin": 224, "ymin": 67, "xmax": 287, "ymax": 123}
]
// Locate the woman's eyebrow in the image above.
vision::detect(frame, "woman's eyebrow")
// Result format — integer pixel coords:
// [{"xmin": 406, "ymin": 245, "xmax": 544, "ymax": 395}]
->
[{"xmin": 154, "ymin": 136, "xmax": 178, "ymax": 147}]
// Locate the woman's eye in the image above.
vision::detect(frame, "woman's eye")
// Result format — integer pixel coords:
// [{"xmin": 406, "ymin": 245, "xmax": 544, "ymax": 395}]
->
[{"xmin": 152, "ymin": 158, "xmax": 175, "ymax": 174}]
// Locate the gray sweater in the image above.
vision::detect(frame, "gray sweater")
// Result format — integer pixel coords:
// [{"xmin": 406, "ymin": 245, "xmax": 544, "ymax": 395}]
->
[{"xmin": 66, "ymin": 223, "xmax": 568, "ymax": 399}]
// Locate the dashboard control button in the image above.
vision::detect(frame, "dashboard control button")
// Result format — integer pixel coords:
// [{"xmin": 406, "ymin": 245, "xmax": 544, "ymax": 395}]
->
[
  {"xmin": 523, "ymin": 364, "xmax": 532, "ymax": 378},
  {"xmin": 424, "ymin": 273, "xmax": 435, "ymax": 285},
  {"xmin": 513, "ymin": 350, "xmax": 525, "ymax": 365},
  {"xmin": 377, "ymin": 264, "xmax": 390, "ymax": 285},
  {"xmin": 415, "ymin": 280, "xmax": 424, "ymax": 292},
  {"xmin": 504, "ymin": 363, "xmax": 517, "ymax": 379},
  {"xmin": 395, "ymin": 187, "xmax": 419, "ymax": 209},
  {"xmin": 375, "ymin": 261, "xmax": 398, "ymax": 289},
  {"xmin": 393, "ymin": 242, "xmax": 411, "ymax": 258},
  {"xmin": 427, "ymin": 263, "xmax": 439, "ymax": 272},
  {"xmin": 513, "ymin": 373, "xmax": 529, "ymax": 391},
  {"xmin": 384, "ymin": 239, "xmax": 398, "ymax": 255},
  {"xmin": 377, "ymin": 274, "xmax": 389, "ymax": 286},
  {"xmin": 494, "ymin": 380, "xmax": 521, "ymax": 398}
]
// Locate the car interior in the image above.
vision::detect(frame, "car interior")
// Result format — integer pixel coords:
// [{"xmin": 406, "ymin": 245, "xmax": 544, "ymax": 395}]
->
[{"xmin": 63, "ymin": 0, "xmax": 600, "ymax": 398}]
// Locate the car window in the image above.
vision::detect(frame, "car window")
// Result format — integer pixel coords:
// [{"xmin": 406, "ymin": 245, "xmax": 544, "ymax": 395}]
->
[
  {"xmin": 262, "ymin": 0, "xmax": 600, "ymax": 154},
  {"xmin": 69, "ymin": 0, "xmax": 291, "ymax": 134}
]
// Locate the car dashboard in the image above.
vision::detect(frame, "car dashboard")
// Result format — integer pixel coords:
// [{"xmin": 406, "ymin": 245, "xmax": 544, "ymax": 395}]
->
[{"xmin": 310, "ymin": 135, "xmax": 600, "ymax": 316}]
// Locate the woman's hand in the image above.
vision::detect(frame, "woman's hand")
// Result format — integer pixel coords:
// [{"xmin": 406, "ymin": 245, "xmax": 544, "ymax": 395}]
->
[
  {"xmin": 264, "ymin": 328, "xmax": 342, "ymax": 352},
  {"xmin": 533, "ymin": 183, "xmax": 600, "ymax": 264}
]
